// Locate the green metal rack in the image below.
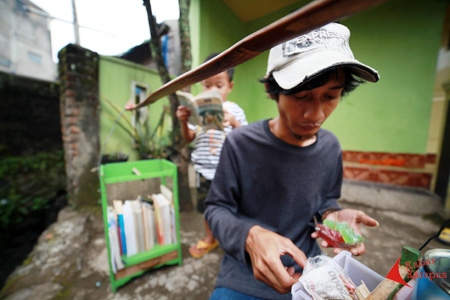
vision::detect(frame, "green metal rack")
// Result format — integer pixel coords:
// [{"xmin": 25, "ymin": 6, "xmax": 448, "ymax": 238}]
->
[{"xmin": 99, "ymin": 159, "xmax": 182, "ymax": 292}]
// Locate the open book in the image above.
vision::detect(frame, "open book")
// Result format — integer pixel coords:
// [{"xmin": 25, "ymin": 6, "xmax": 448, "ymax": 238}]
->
[{"xmin": 176, "ymin": 90, "xmax": 224, "ymax": 131}]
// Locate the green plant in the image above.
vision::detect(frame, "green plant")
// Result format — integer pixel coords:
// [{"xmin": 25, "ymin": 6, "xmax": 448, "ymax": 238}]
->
[
  {"xmin": 0, "ymin": 151, "xmax": 66, "ymax": 232},
  {"xmin": 100, "ymin": 151, "xmax": 129, "ymax": 164},
  {"xmin": 102, "ymin": 97, "xmax": 172, "ymax": 159}
]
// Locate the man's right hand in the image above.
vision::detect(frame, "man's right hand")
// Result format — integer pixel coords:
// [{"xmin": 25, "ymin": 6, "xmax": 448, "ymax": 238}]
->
[
  {"xmin": 176, "ymin": 105, "xmax": 191, "ymax": 123},
  {"xmin": 245, "ymin": 225, "xmax": 307, "ymax": 294}
]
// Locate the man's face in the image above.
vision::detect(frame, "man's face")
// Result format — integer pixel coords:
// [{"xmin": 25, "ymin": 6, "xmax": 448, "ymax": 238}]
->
[
  {"xmin": 275, "ymin": 69, "xmax": 345, "ymax": 145},
  {"xmin": 201, "ymin": 71, "xmax": 234, "ymax": 102}
]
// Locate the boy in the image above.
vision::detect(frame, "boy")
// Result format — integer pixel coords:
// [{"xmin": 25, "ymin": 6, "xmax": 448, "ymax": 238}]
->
[
  {"xmin": 204, "ymin": 23, "xmax": 379, "ymax": 299},
  {"xmin": 176, "ymin": 53, "xmax": 248, "ymax": 258}
]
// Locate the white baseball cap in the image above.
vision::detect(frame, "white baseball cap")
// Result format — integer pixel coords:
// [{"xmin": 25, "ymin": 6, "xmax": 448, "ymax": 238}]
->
[{"xmin": 266, "ymin": 23, "xmax": 379, "ymax": 90}]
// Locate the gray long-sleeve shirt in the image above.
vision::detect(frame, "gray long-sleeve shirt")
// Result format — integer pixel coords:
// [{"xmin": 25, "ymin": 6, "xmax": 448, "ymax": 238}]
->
[{"xmin": 204, "ymin": 119, "xmax": 342, "ymax": 300}]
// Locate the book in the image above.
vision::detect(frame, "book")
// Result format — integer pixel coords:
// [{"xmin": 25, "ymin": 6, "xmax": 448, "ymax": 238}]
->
[
  {"xmin": 142, "ymin": 202, "xmax": 155, "ymax": 250},
  {"xmin": 130, "ymin": 199, "xmax": 146, "ymax": 253},
  {"xmin": 113, "ymin": 200, "xmax": 127, "ymax": 256},
  {"xmin": 152, "ymin": 193, "xmax": 173, "ymax": 245},
  {"xmin": 160, "ymin": 185, "xmax": 173, "ymax": 205},
  {"xmin": 122, "ymin": 200, "xmax": 138, "ymax": 257},
  {"xmin": 159, "ymin": 185, "xmax": 177, "ymax": 244},
  {"xmin": 170, "ymin": 205, "xmax": 177, "ymax": 244},
  {"xmin": 176, "ymin": 89, "xmax": 224, "ymax": 131},
  {"xmin": 152, "ymin": 194, "xmax": 165, "ymax": 245},
  {"xmin": 107, "ymin": 206, "xmax": 124, "ymax": 273}
]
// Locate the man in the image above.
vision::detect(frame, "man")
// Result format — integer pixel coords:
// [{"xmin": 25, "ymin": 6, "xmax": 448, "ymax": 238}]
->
[{"xmin": 204, "ymin": 23, "xmax": 380, "ymax": 300}]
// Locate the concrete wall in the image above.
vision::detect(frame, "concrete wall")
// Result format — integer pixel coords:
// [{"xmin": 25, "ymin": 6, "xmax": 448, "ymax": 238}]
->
[{"xmin": 58, "ymin": 44, "xmax": 100, "ymax": 207}]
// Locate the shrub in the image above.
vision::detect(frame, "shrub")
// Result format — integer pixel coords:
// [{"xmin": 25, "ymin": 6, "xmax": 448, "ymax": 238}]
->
[{"xmin": 0, "ymin": 151, "xmax": 66, "ymax": 232}]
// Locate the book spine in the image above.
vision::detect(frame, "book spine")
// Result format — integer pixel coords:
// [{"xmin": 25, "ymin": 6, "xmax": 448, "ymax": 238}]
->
[
  {"xmin": 153, "ymin": 198, "xmax": 165, "ymax": 245},
  {"xmin": 117, "ymin": 215, "xmax": 127, "ymax": 256}
]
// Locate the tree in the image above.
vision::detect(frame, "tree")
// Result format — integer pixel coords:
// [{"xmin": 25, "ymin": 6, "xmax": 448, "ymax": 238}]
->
[
  {"xmin": 142, "ymin": 0, "xmax": 192, "ymax": 211},
  {"xmin": 178, "ymin": 0, "xmax": 192, "ymax": 75}
]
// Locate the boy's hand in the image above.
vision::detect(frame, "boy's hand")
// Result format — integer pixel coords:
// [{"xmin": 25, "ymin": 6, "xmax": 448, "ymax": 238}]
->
[
  {"xmin": 311, "ymin": 208, "xmax": 379, "ymax": 256},
  {"xmin": 223, "ymin": 109, "xmax": 240, "ymax": 128},
  {"xmin": 176, "ymin": 105, "xmax": 191, "ymax": 123},
  {"xmin": 125, "ymin": 100, "xmax": 136, "ymax": 110},
  {"xmin": 245, "ymin": 225, "xmax": 307, "ymax": 294}
]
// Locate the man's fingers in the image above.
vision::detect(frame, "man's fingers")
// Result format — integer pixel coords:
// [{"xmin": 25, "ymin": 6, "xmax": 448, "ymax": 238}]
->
[
  {"xmin": 259, "ymin": 246, "xmax": 303, "ymax": 294},
  {"xmin": 254, "ymin": 258, "xmax": 293, "ymax": 294},
  {"xmin": 284, "ymin": 245, "xmax": 307, "ymax": 270},
  {"xmin": 356, "ymin": 211, "xmax": 379, "ymax": 227},
  {"xmin": 349, "ymin": 242, "xmax": 366, "ymax": 256},
  {"xmin": 246, "ymin": 227, "xmax": 306, "ymax": 294},
  {"xmin": 321, "ymin": 240, "xmax": 329, "ymax": 248},
  {"xmin": 268, "ymin": 262, "xmax": 298, "ymax": 294}
]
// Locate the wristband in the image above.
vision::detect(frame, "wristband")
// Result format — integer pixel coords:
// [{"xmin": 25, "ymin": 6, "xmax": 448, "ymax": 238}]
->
[{"xmin": 321, "ymin": 208, "xmax": 341, "ymax": 221}]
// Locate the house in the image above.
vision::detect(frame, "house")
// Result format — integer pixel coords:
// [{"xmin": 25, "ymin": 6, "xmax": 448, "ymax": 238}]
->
[
  {"xmin": 185, "ymin": 0, "xmax": 450, "ymax": 210},
  {"xmin": 0, "ymin": 0, "xmax": 56, "ymax": 81},
  {"xmin": 58, "ymin": 0, "xmax": 450, "ymax": 211},
  {"xmin": 118, "ymin": 19, "xmax": 181, "ymax": 76}
]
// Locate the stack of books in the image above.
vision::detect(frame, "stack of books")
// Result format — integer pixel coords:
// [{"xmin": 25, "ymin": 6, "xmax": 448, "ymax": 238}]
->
[{"xmin": 106, "ymin": 185, "xmax": 177, "ymax": 273}]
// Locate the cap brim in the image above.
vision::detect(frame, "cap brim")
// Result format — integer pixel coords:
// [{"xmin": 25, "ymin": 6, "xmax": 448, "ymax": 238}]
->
[{"xmin": 272, "ymin": 51, "xmax": 379, "ymax": 90}]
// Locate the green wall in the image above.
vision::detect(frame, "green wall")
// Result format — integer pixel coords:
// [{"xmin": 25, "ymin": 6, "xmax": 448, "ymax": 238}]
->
[
  {"xmin": 99, "ymin": 56, "xmax": 171, "ymax": 161},
  {"xmin": 190, "ymin": 0, "xmax": 247, "ymax": 95},
  {"xmin": 233, "ymin": 1, "xmax": 311, "ymax": 121},
  {"xmin": 327, "ymin": 0, "xmax": 447, "ymax": 153},
  {"xmin": 190, "ymin": 0, "xmax": 447, "ymax": 154}
]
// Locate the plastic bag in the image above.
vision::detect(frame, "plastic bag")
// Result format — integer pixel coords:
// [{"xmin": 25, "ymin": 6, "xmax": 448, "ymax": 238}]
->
[{"xmin": 299, "ymin": 255, "xmax": 357, "ymax": 300}]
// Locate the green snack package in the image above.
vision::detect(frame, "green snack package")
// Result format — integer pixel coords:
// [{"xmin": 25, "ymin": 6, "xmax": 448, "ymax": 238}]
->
[
  {"xmin": 341, "ymin": 228, "xmax": 364, "ymax": 244},
  {"xmin": 323, "ymin": 220, "xmax": 364, "ymax": 244},
  {"xmin": 323, "ymin": 220, "xmax": 349, "ymax": 231}
]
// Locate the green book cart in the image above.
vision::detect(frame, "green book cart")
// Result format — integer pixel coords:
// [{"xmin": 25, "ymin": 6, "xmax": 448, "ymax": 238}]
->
[{"xmin": 99, "ymin": 159, "xmax": 182, "ymax": 292}]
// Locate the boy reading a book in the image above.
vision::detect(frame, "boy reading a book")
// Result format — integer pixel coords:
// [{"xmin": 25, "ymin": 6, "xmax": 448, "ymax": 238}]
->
[
  {"xmin": 204, "ymin": 23, "xmax": 380, "ymax": 299},
  {"xmin": 176, "ymin": 53, "xmax": 248, "ymax": 258}
]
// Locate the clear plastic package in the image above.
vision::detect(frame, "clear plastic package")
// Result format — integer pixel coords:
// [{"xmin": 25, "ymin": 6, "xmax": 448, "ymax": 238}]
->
[
  {"xmin": 299, "ymin": 255, "xmax": 356, "ymax": 300},
  {"xmin": 292, "ymin": 251, "xmax": 384, "ymax": 300}
]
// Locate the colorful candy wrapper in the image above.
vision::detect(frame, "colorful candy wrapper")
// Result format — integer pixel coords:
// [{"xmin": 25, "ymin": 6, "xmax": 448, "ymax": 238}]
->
[{"xmin": 315, "ymin": 220, "xmax": 363, "ymax": 249}]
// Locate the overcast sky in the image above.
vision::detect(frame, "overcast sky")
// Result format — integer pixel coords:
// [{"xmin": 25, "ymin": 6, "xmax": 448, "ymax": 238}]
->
[{"xmin": 30, "ymin": 0, "xmax": 179, "ymax": 62}]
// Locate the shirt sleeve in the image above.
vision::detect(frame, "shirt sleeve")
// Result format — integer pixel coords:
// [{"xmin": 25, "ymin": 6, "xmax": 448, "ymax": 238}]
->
[
  {"xmin": 204, "ymin": 137, "xmax": 255, "ymax": 267},
  {"xmin": 316, "ymin": 152, "xmax": 343, "ymax": 219},
  {"xmin": 232, "ymin": 103, "xmax": 248, "ymax": 126}
]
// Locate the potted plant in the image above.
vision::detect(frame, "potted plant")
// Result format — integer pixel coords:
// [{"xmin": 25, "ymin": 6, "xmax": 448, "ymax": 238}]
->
[
  {"xmin": 100, "ymin": 151, "xmax": 129, "ymax": 164},
  {"xmin": 102, "ymin": 98, "xmax": 172, "ymax": 160}
]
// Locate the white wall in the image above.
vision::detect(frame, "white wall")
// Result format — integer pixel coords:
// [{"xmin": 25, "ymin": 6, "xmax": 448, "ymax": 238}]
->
[{"xmin": 0, "ymin": 0, "xmax": 56, "ymax": 81}]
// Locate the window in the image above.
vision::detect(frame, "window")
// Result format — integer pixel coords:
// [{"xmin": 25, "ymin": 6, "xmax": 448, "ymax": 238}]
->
[
  {"xmin": 131, "ymin": 82, "xmax": 149, "ymax": 126},
  {"xmin": 28, "ymin": 52, "xmax": 42, "ymax": 64},
  {"xmin": 0, "ymin": 57, "xmax": 11, "ymax": 68}
]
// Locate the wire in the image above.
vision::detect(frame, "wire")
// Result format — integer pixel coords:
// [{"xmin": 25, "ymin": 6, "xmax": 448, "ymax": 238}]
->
[
  {"xmin": 419, "ymin": 218, "xmax": 450, "ymax": 251},
  {"xmin": 97, "ymin": 107, "xmax": 127, "ymax": 179}
]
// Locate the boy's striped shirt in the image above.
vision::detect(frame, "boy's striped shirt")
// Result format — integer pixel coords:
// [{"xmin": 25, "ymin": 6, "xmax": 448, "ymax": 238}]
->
[{"xmin": 189, "ymin": 101, "xmax": 247, "ymax": 181}]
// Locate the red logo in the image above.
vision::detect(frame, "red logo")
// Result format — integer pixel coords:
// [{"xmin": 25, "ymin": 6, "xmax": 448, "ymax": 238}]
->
[
  {"xmin": 385, "ymin": 256, "xmax": 446, "ymax": 286},
  {"xmin": 384, "ymin": 258, "xmax": 411, "ymax": 287}
]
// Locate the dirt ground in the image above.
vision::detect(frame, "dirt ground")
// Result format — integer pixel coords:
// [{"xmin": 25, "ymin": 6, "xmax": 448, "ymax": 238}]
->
[{"xmin": 1, "ymin": 180, "xmax": 449, "ymax": 300}]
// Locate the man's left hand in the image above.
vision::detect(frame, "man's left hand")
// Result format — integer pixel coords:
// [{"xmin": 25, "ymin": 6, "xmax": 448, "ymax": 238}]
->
[{"xmin": 311, "ymin": 209, "xmax": 378, "ymax": 256}]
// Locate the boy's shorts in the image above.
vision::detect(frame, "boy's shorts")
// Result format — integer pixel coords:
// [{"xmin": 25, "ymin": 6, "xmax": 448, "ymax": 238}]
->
[{"xmin": 196, "ymin": 174, "xmax": 211, "ymax": 213}]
